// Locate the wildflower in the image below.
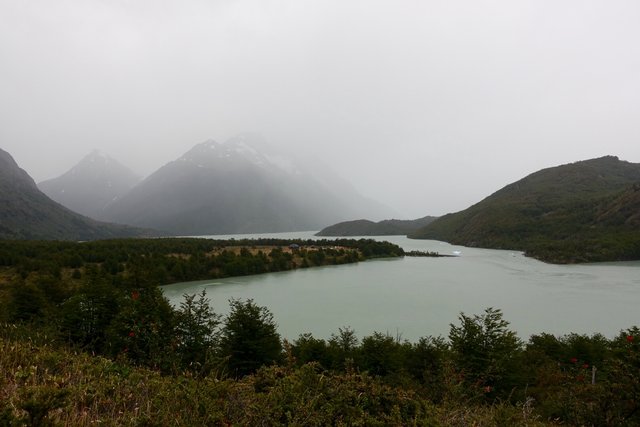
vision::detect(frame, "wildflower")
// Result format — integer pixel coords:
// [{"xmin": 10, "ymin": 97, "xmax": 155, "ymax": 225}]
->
[
  {"xmin": 131, "ymin": 290, "xmax": 140, "ymax": 300},
  {"xmin": 129, "ymin": 331, "xmax": 135, "ymax": 338},
  {"xmin": 627, "ymin": 335, "xmax": 634, "ymax": 343},
  {"xmin": 570, "ymin": 357, "xmax": 578, "ymax": 363},
  {"xmin": 582, "ymin": 363, "xmax": 589, "ymax": 369}
]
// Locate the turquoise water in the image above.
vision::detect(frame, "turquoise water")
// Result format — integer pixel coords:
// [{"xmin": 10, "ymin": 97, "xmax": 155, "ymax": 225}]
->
[{"xmin": 163, "ymin": 232, "xmax": 640, "ymax": 341}]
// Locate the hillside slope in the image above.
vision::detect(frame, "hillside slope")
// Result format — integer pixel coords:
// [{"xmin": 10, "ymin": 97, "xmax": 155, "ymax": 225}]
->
[
  {"xmin": 409, "ymin": 156, "xmax": 640, "ymax": 263},
  {"xmin": 316, "ymin": 216, "xmax": 437, "ymax": 236},
  {"xmin": 0, "ymin": 148, "xmax": 153, "ymax": 240}
]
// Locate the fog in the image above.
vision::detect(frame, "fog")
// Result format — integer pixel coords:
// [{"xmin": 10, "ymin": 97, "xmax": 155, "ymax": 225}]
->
[{"xmin": 2, "ymin": 0, "xmax": 639, "ymax": 218}]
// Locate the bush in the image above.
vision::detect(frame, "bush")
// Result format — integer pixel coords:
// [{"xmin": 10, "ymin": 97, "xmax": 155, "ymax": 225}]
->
[{"xmin": 449, "ymin": 307, "xmax": 523, "ymax": 398}]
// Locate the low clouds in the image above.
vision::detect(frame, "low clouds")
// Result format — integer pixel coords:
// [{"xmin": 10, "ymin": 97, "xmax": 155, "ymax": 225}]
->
[{"xmin": 2, "ymin": 0, "xmax": 639, "ymax": 217}]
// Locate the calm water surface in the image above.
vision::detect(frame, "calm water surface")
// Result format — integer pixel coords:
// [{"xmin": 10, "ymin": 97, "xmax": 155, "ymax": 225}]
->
[{"xmin": 162, "ymin": 232, "xmax": 640, "ymax": 340}]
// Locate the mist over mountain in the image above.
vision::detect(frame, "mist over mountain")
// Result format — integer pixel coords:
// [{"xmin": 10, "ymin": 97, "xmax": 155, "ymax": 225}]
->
[
  {"xmin": 102, "ymin": 135, "xmax": 395, "ymax": 235},
  {"xmin": 38, "ymin": 150, "xmax": 140, "ymax": 220},
  {"xmin": 410, "ymin": 156, "xmax": 640, "ymax": 263},
  {"xmin": 293, "ymin": 155, "xmax": 398, "ymax": 223},
  {"xmin": 0, "ymin": 148, "xmax": 151, "ymax": 240}
]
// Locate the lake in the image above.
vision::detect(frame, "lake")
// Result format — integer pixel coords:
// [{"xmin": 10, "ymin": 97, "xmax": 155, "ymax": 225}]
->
[{"xmin": 162, "ymin": 232, "xmax": 640, "ymax": 341}]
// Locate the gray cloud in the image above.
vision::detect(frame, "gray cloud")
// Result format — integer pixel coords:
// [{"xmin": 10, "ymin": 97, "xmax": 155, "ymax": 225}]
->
[{"xmin": 2, "ymin": 0, "xmax": 639, "ymax": 218}]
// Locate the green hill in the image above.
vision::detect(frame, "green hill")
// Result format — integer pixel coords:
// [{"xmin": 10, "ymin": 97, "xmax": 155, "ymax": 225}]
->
[
  {"xmin": 316, "ymin": 216, "xmax": 437, "ymax": 236},
  {"xmin": 0, "ymin": 148, "xmax": 155, "ymax": 240},
  {"xmin": 409, "ymin": 156, "xmax": 640, "ymax": 263}
]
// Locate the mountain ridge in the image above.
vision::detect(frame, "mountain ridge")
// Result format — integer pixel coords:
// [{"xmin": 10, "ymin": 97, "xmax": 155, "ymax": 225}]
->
[
  {"xmin": 0, "ymin": 148, "xmax": 154, "ymax": 240},
  {"xmin": 102, "ymin": 136, "xmax": 394, "ymax": 235},
  {"xmin": 38, "ymin": 150, "xmax": 141, "ymax": 220}
]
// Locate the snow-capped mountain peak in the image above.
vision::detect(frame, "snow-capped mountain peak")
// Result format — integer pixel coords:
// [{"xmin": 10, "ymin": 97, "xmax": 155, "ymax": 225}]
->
[
  {"xmin": 84, "ymin": 149, "xmax": 111, "ymax": 163},
  {"xmin": 100, "ymin": 135, "xmax": 396, "ymax": 235},
  {"xmin": 180, "ymin": 137, "xmax": 300, "ymax": 175}
]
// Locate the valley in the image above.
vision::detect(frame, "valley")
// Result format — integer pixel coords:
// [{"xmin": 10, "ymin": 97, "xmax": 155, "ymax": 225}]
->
[
  {"xmin": 5, "ymin": 142, "xmax": 640, "ymax": 264},
  {"xmin": 3, "ymin": 2, "xmax": 640, "ymax": 423}
]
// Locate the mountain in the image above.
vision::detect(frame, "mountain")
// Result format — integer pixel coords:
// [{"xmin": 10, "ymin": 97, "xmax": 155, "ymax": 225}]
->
[
  {"xmin": 316, "ymin": 216, "xmax": 437, "ymax": 236},
  {"xmin": 409, "ymin": 156, "xmax": 640, "ymax": 263},
  {"xmin": 38, "ymin": 150, "xmax": 140, "ymax": 220},
  {"xmin": 102, "ymin": 136, "xmax": 393, "ymax": 235},
  {"xmin": 0, "ymin": 148, "xmax": 153, "ymax": 240}
]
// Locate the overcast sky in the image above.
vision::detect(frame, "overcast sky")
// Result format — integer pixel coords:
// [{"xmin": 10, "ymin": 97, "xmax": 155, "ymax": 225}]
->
[{"xmin": 2, "ymin": 0, "xmax": 639, "ymax": 218}]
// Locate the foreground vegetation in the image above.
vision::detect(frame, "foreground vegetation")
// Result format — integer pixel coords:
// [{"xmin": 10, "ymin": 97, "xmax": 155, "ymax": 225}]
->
[
  {"xmin": 2, "ymin": 301, "xmax": 638, "ymax": 426},
  {"xmin": 1, "ymin": 237, "xmax": 639, "ymax": 425}
]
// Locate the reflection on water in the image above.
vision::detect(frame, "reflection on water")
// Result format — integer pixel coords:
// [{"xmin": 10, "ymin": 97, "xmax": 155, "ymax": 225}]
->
[{"xmin": 163, "ymin": 232, "xmax": 640, "ymax": 340}]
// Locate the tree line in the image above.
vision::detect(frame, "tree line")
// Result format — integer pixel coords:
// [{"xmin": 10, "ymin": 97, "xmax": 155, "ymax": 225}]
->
[{"xmin": 0, "ymin": 237, "xmax": 402, "ymax": 286}]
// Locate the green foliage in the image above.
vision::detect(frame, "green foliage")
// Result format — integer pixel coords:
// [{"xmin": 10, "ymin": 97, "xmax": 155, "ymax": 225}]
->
[
  {"xmin": 2, "ymin": 236, "xmax": 640, "ymax": 424},
  {"xmin": 174, "ymin": 290, "xmax": 221, "ymax": 373},
  {"xmin": 291, "ymin": 333, "xmax": 332, "ymax": 368},
  {"xmin": 449, "ymin": 308, "xmax": 522, "ymax": 397},
  {"xmin": 105, "ymin": 286, "xmax": 176, "ymax": 370},
  {"xmin": 603, "ymin": 327, "xmax": 640, "ymax": 424},
  {"xmin": 0, "ymin": 337, "xmax": 443, "ymax": 426},
  {"xmin": 328, "ymin": 327, "xmax": 359, "ymax": 371},
  {"xmin": 239, "ymin": 363, "xmax": 437, "ymax": 426},
  {"xmin": 2, "ymin": 304, "xmax": 640, "ymax": 425},
  {"xmin": 0, "ymin": 237, "xmax": 401, "ymax": 377},
  {"xmin": 219, "ymin": 299, "xmax": 282, "ymax": 378},
  {"xmin": 359, "ymin": 332, "xmax": 403, "ymax": 377},
  {"xmin": 60, "ymin": 276, "xmax": 121, "ymax": 352},
  {"xmin": 0, "ymin": 237, "xmax": 403, "ymax": 288},
  {"xmin": 405, "ymin": 337, "xmax": 449, "ymax": 401},
  {"xmin": 6, "ymin": 279, "xmax": 47, "ymax": 323},
  {"xmin": 16, "ymin": 385, "xmax": 69, "ymax": 426}
]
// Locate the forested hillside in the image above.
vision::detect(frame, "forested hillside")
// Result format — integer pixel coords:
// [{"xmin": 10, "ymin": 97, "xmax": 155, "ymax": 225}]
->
[
  {"xmin": 317, "ymin": 215, "xmax": 437, "ymax": 236},
  {"xmin": 410, "ymin": 156, "xmax": 640, "ymax": 263}
]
